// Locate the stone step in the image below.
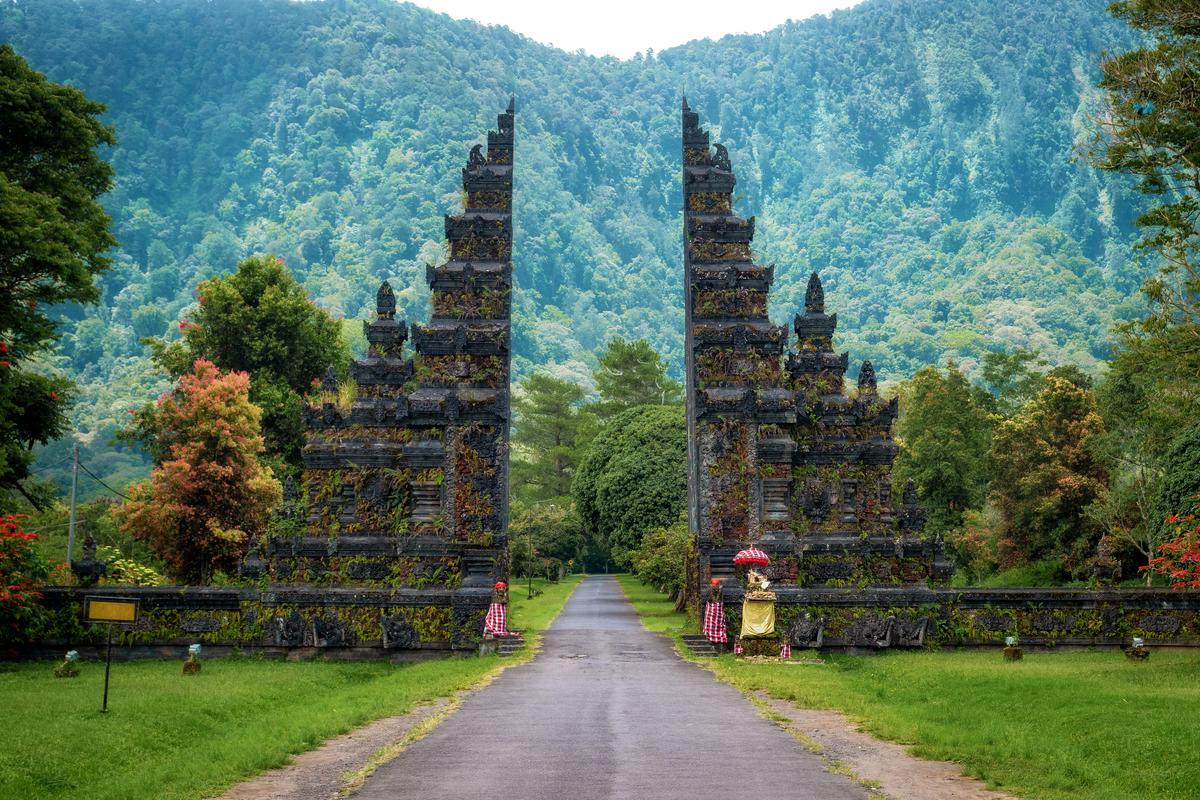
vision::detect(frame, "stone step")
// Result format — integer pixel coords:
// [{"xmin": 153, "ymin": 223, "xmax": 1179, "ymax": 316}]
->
[
  {"xmin": 496, "ymin": 635, "xmax": 525, "ymax": 657},
  {"xmin": 680, "ymin": 634, "xmax": 717, "ymax": 657}
]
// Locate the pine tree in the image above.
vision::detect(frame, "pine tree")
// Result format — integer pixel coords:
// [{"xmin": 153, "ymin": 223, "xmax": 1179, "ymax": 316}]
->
[
  {"xmin": 590, "ymin": 338, "xmax": 682, "ymax": 421},
  {"xmin": 510, "ymin": 373, "xmax": 591, "ymax": 504}
]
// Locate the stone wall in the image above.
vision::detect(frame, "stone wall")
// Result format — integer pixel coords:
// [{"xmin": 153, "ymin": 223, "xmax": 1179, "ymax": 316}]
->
[{"xmin": 25, "ymin": 584, "xmax": 491, "ymax": 660}]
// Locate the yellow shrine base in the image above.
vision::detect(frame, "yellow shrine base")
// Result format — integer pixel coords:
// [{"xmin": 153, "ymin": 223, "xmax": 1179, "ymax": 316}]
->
[{"xmin": 740, "ymin": 596, "xmax": 776, "ymax": 638}]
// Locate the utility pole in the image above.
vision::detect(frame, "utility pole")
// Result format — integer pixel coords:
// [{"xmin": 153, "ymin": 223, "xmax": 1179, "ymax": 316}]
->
[{"xmin": 67, "ymin": 443, "xmax": 79, "ymax": 565}]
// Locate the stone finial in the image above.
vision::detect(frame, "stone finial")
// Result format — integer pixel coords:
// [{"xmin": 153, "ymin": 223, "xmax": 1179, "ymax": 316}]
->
[
  {"xmin": 682, "ymin": 95, "xmax": 690, "ymax": 112},
  {"xmin": 468, "ymin": 144, "xmax": 486, "ymax": 166},
  {"xmin": 805, "ymin": 272, "xmax": 824, "ymax": 313},
  {"xmin": 507, "ymin": 96, "xmax": 515, "ymax": 114},
  {"xmin": 858, "ymin": 361, "xmax": 877, "ymax": 394},
  {"xmin": 376, "ymin": 280, "xmax": 396, "ymax": 320},
  {"xmin": 321, "ymin": 367, "xmax": 338, "ymax": 394},
  {"xmin": 712, "ymin": 143, "xmax": 731, "ymax": 171},
  {"xmin": 903, "ymin": 478, "xmax": 918, "ymax": 507}
]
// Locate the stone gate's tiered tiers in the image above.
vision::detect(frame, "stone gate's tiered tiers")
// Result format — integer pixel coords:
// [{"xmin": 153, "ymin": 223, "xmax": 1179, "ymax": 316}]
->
[
  {"xmin": 241, "ymin": 100, "xmax": 516, "ymax": 652},
  {"xmin": 683, "ymin": 99, "xmax": 953, "ymax": 648}
]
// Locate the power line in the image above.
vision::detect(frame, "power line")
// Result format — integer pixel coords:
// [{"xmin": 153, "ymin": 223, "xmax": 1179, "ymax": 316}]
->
[
  {"xmin": 25, "ymin": 517, "xmax": 101, "ymax": 535},
  {"xmin": 77, "ymin": 462, "xmax": 133, "ymax": 501},
  {"xmin": 25, "ymin": 456, "xmax": 73, "ymax": 475}
]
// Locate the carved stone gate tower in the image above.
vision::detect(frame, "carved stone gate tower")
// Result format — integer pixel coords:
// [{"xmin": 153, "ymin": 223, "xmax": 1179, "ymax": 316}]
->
[
  {"xmin": 243, "ymin": 100, "xmax": 516, "ymax": 652},
  {"xmin": 682, "ymin": 99, "xmax": 951, "ymax": 613}
]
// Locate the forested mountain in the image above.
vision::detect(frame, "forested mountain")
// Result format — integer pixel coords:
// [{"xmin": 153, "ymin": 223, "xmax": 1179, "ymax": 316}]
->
[{"xmin": 0, "ymin": 0, "xmax": 1146, "ymax": 490}]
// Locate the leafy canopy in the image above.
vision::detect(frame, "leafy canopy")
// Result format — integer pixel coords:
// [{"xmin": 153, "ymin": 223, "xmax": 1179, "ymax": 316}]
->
[
  {"xmin": 894, "ymin": 363, "xmax": 993, "ymax": 538},
  {"xmin": 147, "ymin": 254, "xmax": 347, "ymax": 468},
  {"xmin": 115, "ymin": 360, "xmax": 281, "ymax": 583},
  {"xmin": 572, "ymin": 405, "xmax": 687, "ymax": 569},
  {"xmin": 0, "ymin": 44, "xmax": 114, "ymax": 508},
  {"xmin": 506, "ymin": 502, "xmax": 586, "ymax": 580},
  {"xmin": 987, "ymin": 376, "xmax": 1108, "ymax": 576},
  {"xmin": 1153, "ymin": 422, "xmax": 1200, "ymax": 528}
]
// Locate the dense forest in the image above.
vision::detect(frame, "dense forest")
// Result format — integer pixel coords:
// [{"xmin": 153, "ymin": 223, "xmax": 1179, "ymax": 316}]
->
[{"xmin": 1, "ymin": 0, "xmax": 1146, "ymax": 492}]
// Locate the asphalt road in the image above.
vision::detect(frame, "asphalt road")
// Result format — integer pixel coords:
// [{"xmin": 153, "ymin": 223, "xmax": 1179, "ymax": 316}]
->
[{"xmin": 354, "ymin": 576, "xmax": 867, "ymax": 800}]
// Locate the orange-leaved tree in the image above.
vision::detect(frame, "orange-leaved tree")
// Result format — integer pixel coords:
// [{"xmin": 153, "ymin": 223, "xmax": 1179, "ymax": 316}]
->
[{"xmin": 116, "ymin": 359, "xmax": 281, "ymax": 583}]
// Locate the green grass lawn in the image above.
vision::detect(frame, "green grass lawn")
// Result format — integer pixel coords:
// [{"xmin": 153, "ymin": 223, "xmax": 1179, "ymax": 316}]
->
[
  {"xmin": 616, "ymin": 575, "xmax": 1200, "ymax": 800},
  {"xmin": 0, "ymin": 575, "xmax": 581, "ymax": 800}
]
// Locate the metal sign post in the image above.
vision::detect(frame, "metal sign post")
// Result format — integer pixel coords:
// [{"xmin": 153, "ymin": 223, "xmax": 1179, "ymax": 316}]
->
[{"xmin": 84, "ymin": 597, "xmax": 140, "ymax": 713}]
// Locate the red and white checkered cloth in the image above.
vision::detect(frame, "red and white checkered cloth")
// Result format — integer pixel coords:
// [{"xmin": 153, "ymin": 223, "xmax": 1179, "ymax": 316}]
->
[
  {"xmin": 702, "ymin": 601, "xmax": 727, "ymax": 644},
  {"xmin": 734, "ymin": 640, "xmax": 744, "ymax": 655},
  {"xmin": 733, "ymin": 546, "xmax": 770, "ymax": 566},
  {"xmin": 485, "ymin": 602, "xmax": 513, "ymax": 636}
]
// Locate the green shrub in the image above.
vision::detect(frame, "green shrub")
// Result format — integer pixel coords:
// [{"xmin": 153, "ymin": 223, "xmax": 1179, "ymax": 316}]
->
[{"xmin": 630, "ymin": 516, "xmax": 691, "ymax": 600}]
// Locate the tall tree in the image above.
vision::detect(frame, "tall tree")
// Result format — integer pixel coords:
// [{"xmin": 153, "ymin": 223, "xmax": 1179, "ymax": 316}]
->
[
  {"xmin": 978, "ymin": 348, "xmax": 1046, "ymax": 416},
  {"xmin": 894, "ymin": 364, "xmax": 993, "ymax": 538},
  {"xmin": 115, "ymin": 360, "xmax": 281, "ymax": 583},
  {"xmin": 1086, "ymin": 362, "xmax": 1167, "ymax": 580},
  {"xmin": 987, "ymin": 377, "xmax": 1108, "ymax": 576},
  {"xmin": 0, "ymin": 44, "xmax": 115, "ymax": 509},
  {"xmin": 590, "ymin": 338, "xmax": 682, "ymax": 421},
  {"xmin": 510, "ymin": 372, "xmax": 591, "ymax": 504},
  {"xmin": 146, "ymin": 254, "xmax": 347, "ymax": 469},
  {"xmin": 1090, "ymin": 0, "xmax": 1200, "ymax": 458}
]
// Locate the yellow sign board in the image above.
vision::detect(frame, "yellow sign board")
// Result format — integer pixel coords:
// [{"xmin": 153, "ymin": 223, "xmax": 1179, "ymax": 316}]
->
[{"xmin": 85, "ymin": 597, "xmax": 139, "ymax": 624}]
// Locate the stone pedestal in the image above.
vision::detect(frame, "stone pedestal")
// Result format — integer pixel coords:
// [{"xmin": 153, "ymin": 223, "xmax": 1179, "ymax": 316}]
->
[{"xmin": 737, "ymin": 636, "xmax": 781, "ymax": 657}]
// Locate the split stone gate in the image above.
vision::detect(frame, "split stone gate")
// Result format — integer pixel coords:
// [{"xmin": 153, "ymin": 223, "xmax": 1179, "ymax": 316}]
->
[{"xmin": 29, "ymin": 99, "xmax": 1200, "ymax": 658}]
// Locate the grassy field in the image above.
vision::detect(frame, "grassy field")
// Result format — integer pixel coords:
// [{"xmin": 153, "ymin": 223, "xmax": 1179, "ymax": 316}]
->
[
  {"xmin": 0, "ymin": 575, "xmax": 581, "ymax": 800},
  {"xmin": 616, "ymin": 575, "xmax": 1200, "ymax": 800}
]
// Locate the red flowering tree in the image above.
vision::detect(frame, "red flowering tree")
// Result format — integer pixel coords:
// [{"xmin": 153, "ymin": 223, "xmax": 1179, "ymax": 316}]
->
[
  {"xmin": 0, "ymin": 514, "xmax": 50, "ymax": 646},
  {"xmin": 116, "ymin": 360, "xmax": 281, "ymax": 583},
  {"xmin": 1144, "ymin": 511, "xmax": 1200, "ymax": 590}
]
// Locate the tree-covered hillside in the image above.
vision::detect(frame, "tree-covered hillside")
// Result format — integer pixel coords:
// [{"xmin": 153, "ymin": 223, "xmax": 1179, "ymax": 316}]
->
[{"xmin": 0, "ymin": 0, "xmax": 1147, "ymax": 490}]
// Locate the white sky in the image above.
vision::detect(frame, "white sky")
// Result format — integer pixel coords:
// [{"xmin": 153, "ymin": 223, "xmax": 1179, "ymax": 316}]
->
[{"xmin": 410, "ymin": 0, "xmax": 867, "ymax": 59}]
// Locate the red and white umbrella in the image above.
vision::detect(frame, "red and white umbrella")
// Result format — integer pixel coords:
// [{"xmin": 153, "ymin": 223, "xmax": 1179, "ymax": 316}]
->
[{"xmin": 733, "ymin": 546, "xmax": 769, "ymax": 567}]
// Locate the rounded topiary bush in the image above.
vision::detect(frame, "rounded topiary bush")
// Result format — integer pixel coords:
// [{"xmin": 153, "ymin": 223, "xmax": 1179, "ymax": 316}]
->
[{"xmin": 572, "ymin": 405, "xmax": 686, "ymax": 569}]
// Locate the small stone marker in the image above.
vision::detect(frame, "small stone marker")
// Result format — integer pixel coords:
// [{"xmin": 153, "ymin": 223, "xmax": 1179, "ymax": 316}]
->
[
  {"xmin": 1125, "ymin": 637, "xmax": 1149, "ymax": 661},
  {"xmin": 1003, "ymin": 635, "xmax": 1023, "ymax": 661},
  {"xmin": 183, "ymin": 643, "xmax": 202, "ymax": 674},
  {"xmin": 53, "ymin": 649, "xmax": 80, "ymax": 678}
]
